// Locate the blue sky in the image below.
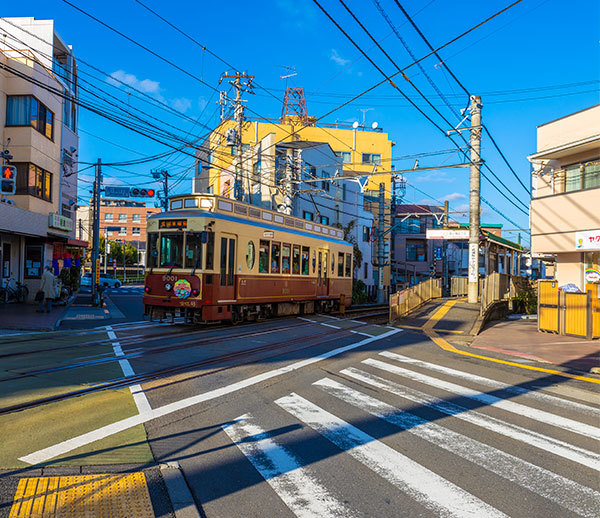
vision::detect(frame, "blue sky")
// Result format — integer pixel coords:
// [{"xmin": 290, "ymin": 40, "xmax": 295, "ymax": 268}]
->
[{"xmin": 5, "ymin": 0, "xmax": 600, "ymax": 246}]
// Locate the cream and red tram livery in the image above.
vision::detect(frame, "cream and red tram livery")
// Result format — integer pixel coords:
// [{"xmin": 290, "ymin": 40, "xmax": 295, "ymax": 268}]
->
[{"xmin": 143, "ymin": 194, "xmax": 353, "ymax": 323}]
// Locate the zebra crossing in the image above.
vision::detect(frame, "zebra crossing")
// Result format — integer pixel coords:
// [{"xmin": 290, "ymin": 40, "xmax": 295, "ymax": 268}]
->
[{"xmin": 223, "ymin": 350, "xmax": 600, "ymax": 517}]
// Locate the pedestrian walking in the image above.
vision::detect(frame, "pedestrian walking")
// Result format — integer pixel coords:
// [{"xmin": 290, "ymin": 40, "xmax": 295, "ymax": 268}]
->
[{"xmin": 37, "ymin": 266, "xmax": 55, "ymax": 313}]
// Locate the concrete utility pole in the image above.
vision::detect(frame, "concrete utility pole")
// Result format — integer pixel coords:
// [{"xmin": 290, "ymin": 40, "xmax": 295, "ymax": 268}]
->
[
  {"xmin": 468, "ymin": 96, "xmax": 482, "ymax": 304},
  {"xmin": 442, "ymin": 200, "xmax": 449, "ymax": 296},
  {"xmin": 279, "ymin": 149, "xmax": 294, "ymax": 215},
  {"xmin": 91, "ymin": 158, "xmax": 102, "ymax": 304},
  {"xmin": 377, "ymin": 183, "xmax": 386, "ymax": 304}
]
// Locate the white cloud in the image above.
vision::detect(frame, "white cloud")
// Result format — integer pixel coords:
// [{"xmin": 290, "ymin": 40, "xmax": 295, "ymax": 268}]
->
[
  {"xmin": 170, "ymin": 97, "xmax": 192, "ymax": 113},
  {"xmin": 414, "ymin": 171, "xmax": 454, "ymax": 183},
  {"xmin": 108, "ymin": 70, "xmax": 160, "ymax": 94},
  {"xmin": 444, "ymin": 192, "xmax": 466, "ymax": 202},
  {"xmin": 453, "ymin": 203, "xmax": 470, "ymax": 215},
  {"xmin": 330, "ymin": 49, "xmax": 351, "ymax": 67}
]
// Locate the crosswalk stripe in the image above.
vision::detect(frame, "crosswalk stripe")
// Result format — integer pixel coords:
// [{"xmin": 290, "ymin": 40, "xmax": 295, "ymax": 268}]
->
[
  {"xmin": 364, "ymin": 358, "xmax": 600, "ymax": 442},
  {"xmin": 315, "ymin": 377, "xmax": 600, "ymax": 517},
  {"xmin": 222, "ymin": 415, "xmax": 351, "ymax": 518},
  {"xmin": 276, "ymin": 393, "xmax": 507, "ymax": 518},
  {"xmin": 380, "ymin": 351, "xmax": 600, "ymax": 416},
  {"xmin": 347, "ymin": 366, "xmax": 599, "ymax": 470}
]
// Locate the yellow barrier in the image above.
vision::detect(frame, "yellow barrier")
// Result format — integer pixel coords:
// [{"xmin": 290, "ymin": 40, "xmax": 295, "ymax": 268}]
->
[{"xmin": 389, "ymin": 278, "xmax": 442, "ymax": 322}]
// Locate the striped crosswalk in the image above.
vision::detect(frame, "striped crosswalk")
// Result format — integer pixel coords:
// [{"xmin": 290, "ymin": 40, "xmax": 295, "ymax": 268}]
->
[{"xmin": 224, "ymin": 349, "xmax": 600, "ymax": 517}]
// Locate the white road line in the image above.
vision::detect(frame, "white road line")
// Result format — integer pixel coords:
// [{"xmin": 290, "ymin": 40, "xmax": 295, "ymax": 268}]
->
[
  {"xmin": 380, "ymin": 351, "xmax": 600, "ymax": 416},
  {"xmin": 320, "ymin": 323, "xmax": 341, "ymax": 329},
  {"xmin": 222, "ymin": 414, "xmax": 352, "ymax": 518},
  {"xmin": 276, "ymin": 393, "xmax": 506, "ymax": 518},
  {"xmin": 297, "ymin": 317, "xmax": 317, "ymax": 323},
  {"xmin": 19, "ymin": 329, "xmax": 400, "ymax": 465},
  {"xmin": 106, "ymin": 326, "xmax": 152, "ymax": 415},
  {"xmin": 349, "ymin": 365, "xmax": 599, "ymax": 470},
  {"xmin": 315, "ymin": 377, "xmax": 600, "ymax": 517},
  {"xmin": 364, "ymin": 358, "xmax": 600, "ymax": 441}
]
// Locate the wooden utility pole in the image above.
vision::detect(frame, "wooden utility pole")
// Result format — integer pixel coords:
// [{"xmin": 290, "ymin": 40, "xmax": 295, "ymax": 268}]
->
[{"xmin": 468, "ymin": 96, "xmax": 482, "ymax": 304}]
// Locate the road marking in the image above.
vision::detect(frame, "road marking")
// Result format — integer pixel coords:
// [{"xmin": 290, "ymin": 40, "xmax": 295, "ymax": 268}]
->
[
  {"xmin": 106, "ymin": 326, "xmax": 152, "ymax": 415},
  {"xmin": 222, "ymin": 414, "xmax": 352, "ymax": 518},
  {"xmin": 276, "ymin": 393, "xmax": 506, "ymax": 518},
  {"xmin": 343, "ymin": 367, "xmax": 599, "ymax": 470},
  {"xmin": 363, "ymin": 358, "xmax": 600, "ymax": 442},
  {"xmin": 315, "ymin": 377, "xmax": 600, "ymax": 516},
  {"xmin": 380, "ymin": 351, "xmax": 600, "ymax": 417},
  {"xmin": 19, "ymin": 329, "xmax": 400, "ymax": 465},
  {"xmin": 422, "ymin": 300, "xmax": 600, "ymax": 385}
]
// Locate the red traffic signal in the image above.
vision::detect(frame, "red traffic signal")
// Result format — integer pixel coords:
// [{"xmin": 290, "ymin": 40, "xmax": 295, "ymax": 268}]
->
[
  {"xmin": 130, "ymin": 187, "xmax": 155, "ymax": 197},
  {"xmin": 0, "ymin": 165, "xmax": 16, "ymax": 195}
]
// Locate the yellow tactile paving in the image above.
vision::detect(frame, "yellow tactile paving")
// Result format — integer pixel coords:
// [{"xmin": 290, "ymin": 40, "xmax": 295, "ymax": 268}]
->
[{"xmin": 9, "ymin": 473, "xmax": 154, "ymax": 518}]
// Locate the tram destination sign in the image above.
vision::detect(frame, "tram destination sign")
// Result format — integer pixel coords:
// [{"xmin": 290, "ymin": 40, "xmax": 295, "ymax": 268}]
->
[
  {"xmin": 159, "ymin": 219, "xmax": 187, "ymax": 229},
  {"xmin": 426, "ymin": 229, "xmax": 469, "ymax": 240}
]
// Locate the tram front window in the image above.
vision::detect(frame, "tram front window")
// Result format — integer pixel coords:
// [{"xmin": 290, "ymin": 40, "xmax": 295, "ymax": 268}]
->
[
  {"xmin": 147, "ymin": 233, "xmax": 159, "ymax": 268},
  {"xmin": 160, "ymin": 233, "xmax": 184, "ymax": 267},
  {"xmin": 185, "ymin": 232, "xmax": 203, "ymax": 269}
]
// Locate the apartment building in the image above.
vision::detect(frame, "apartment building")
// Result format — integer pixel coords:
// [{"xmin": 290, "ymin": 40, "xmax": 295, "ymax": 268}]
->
[
  {"xmin": 0, "ymin": 17, "xmax": 85, "ymax": 297},
  {"xmin": 529, "ymin": 104, "xmax": 600, "ymax": 289}
]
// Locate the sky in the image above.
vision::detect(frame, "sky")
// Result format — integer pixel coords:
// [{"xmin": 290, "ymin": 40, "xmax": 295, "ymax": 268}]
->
[{"xmin": 3, "ymin": 0, "xmax": 599, "ymax": 247}]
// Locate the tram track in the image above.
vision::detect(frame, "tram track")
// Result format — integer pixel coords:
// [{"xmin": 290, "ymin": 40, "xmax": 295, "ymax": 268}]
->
[{"xmin": 0, "ymin": 319, "xmax": 371, "ymax": 415}]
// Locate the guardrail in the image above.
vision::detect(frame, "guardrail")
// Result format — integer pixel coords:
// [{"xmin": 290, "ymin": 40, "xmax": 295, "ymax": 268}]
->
[
  {"xmin": 450, "ymin": 276, "xmax": 468, "ymax": 296},
  {"xmin": 389, "ymin": 277, "xmax": 442, "ymax": 322}
]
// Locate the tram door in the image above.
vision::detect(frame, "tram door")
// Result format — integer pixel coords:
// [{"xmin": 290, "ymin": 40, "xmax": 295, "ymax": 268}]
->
[
  {"xmin": 219, "ymin": 234, "xmax": 237, "ymax": 301},
  {"xmin": 317, "ymin": 249, "xmax": 329, "ymax": 297}
]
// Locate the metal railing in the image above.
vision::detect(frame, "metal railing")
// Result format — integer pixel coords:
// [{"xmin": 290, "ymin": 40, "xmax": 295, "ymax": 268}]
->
[
  {"xmin": 389, "ymin": 277, "xmax": 442, "ymax": 322},
  {"xmin": 450, "ymin": 276, "xmax": 468, "ymax": 297}
]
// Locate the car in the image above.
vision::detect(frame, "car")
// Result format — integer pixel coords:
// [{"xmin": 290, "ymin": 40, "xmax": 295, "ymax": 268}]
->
[{"xmin": 81, "ymin": 272, "xmax": 121, "ymax": 288}]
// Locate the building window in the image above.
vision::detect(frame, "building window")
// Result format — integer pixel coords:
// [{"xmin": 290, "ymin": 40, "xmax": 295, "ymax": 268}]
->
[
  {"xmin": 6, "ymin": 95, "xmax": 54, "ymax": 140},
  {"xmin": 555, "ymin": 161, "xmax": 600, "ymax": 193},
  {"xmin": 105, "ymin": 213, "xmax": 113, "ymax": 222},
  {"xmin": 24, "ymin": 245, "xmax": 43, "ymax": 279},
  {"xmin": 363, "ymin": 226, "xmax": 371, "ymax": 242},
  {"xmin": 119, "ymin": 227, "xmax": 127, "ymax": 236},
  {"xmin": 361, "ymin": 153, "xmax": 381, "ymax": 165},
  {"xmin": 399, "ymin": 217, "xmax": 421, "ymax": 234},
  {"xmin": 322, "ymin": 171, "xmax": 330, "ymax": 192},
  {"xmin": 30, "ymin": 164, "xmax": 52, "ymax": 202},
  {"xmin": 406, "ymin": 240, "xmax": 426, "ymax": 261},
  {"xmin": 303, "ymin": 211, "xmax": 314, "ymax": 221},
  {"xmin": 132, "ymin": 227, "xmax": 141, "ymax": 236},
  {"xmin": 132, "ymin": 214, "xmax": 141, "ymax": 222},
  {"xmin": 320, "ymin": 215, "xmax": 329, "ymax": 225},
  {"xmin": 118, "ymin": 214, "xmax": 127, "ymax": 222},
  {"xmin": 334, "ymin": 151, "xmax": 351, "ymax": 163}
]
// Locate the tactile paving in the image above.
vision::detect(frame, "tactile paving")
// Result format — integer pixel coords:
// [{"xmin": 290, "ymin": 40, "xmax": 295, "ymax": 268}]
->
[{"xmin": 9, "ymin": 473, "xmax": 155, "ymax": 517}]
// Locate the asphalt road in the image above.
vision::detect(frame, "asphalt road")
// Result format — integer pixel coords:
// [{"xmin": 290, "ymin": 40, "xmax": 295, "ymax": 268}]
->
[{"xmin": 2, "ymin": 313, "xmax": 598, "ymax": 517}]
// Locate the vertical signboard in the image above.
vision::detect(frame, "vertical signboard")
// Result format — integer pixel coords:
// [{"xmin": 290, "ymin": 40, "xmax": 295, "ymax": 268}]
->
[{"xmin": 468, "ymin": 243, "xmax": 478, "ymax": 282}]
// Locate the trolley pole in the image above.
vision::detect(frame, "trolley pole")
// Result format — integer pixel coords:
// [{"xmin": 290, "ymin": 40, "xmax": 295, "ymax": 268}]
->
[
  {"xmin": 91, "ymin": 158, "xmax": 102, "ymax": 304},
  {"xmin": 377, "ymin": 183, "xmax": 386, "ymax": 304},
  {"xmin": 467, "ymin": 96, "xmax": 482, "ymax": 304}
]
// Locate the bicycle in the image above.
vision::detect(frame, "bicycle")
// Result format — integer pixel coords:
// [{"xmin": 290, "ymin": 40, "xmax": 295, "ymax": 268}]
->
[{"xmin": 0, "ymin": 279, "xmax": 29, "ymax": 303}]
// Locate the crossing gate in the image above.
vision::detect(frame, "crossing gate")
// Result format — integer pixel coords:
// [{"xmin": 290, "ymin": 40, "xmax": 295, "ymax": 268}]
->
[{"xmin": 538, "ymin": 280, "xmax": 600, "ymax": 339}]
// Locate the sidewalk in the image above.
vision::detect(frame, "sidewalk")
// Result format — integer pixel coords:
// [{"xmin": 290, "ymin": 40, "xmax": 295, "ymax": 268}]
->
[{"xmin": 471, "ymin": 319, "xmax": 600, "ymax": 373}]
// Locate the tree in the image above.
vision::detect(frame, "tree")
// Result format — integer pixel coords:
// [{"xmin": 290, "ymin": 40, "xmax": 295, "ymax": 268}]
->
[{"xmin": 99, "ymin": 236, "xmax": 139, "ymax": 265}]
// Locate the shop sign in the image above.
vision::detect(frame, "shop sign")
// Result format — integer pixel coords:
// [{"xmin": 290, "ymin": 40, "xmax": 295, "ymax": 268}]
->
[
  {"xmin": 576, "ymin": 229, "xmax": 600, "ymax": 250},
  {"xmin": 426, "ymin": 229, "xmax": 469, "ymax": 240},
  {"xmin": 585, "ymin": 268, "xmax": 600, "ymax": 283},
  {"xmin": 48, "ymin": 213, "xmax": 74, "ymax": 232}
]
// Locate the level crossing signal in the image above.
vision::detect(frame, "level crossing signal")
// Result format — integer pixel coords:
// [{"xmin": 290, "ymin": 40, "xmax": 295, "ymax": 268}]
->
[{"xmin": 1, "ymin": 165, "xmax": 17, "ymax": 195}]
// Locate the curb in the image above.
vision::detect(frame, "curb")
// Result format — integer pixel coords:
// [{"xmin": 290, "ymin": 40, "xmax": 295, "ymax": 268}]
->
[
  {"xmin": 160, "ymin": 462, "xmax": 202, "ymax": 518},
  {"xmin": 53, "ymin": 292, "xmax": 78, "ymax": 330}
]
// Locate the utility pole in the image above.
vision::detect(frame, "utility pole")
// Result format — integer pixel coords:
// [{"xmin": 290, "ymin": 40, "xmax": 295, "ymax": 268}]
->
[
  {"xmin": 91, "ymin": 158, "xmax": 102, "ymax": 304},
  {"xmin": 152, "ymin": 170, "xmax": 170, "ymax": 211},
  {"xmin": 220, "ymin": 72, "xmax": 254, "ymax": 202},
  {"xmin": 279, "ymin": 149, "xmax": 294, "ymax": 215},
  {"xmin": 377, "ymin": 183, "xmax": 385, "ymax": 304},
  {"xmin": 468, "ymin": 96, "xmax": 482, "ymax": 304},
  {"xmin": 442, "ymin": 200, "xmax": 449, "ymax": 296}
]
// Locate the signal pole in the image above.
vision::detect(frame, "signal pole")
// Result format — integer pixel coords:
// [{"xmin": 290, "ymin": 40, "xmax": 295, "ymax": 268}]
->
[
  {"xmin": 468, "ymin": 96, "xmax": 482, "ymax": 304},
  {"xmin": 91, "ymin": 158, "xmax": 102, "ymax": 304}
]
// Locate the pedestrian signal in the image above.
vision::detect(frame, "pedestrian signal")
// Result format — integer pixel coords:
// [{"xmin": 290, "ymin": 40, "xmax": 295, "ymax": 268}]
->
[
  {"xmin": 1, "ymin": 165, "xmax": 16, "ymax": 195},
  {"xmin": 130, "ymin": 188, "xmax": 155, "ymax": 197}
]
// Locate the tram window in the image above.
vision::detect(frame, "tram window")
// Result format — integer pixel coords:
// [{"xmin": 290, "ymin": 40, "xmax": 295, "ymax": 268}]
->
[
  {"xmin": 312, "ymin": 251, "xmax": 316, "ymax": 274},
  {"xmin": 259, "ymin": 240, "xmax": 269, "ymax": 273},
  {"xmin": 246, "ymin": 241, "xmax": 255, "ymax": 270},
  {"xmin": 271, "ymin": 242, "xmax": 281, "ymax": 273},
  {"xmin": 338, "ymin": 252, "xmax": 344, "ymax": 277},
  {"xmin": 148, "ymin": 233, "xmax": 159, "ymax": 268},
  {"xmin": 228, "ymin": 239, "xmax": 235, "ymax": 286},
  {"xmin": 323, "ymin": 252, "xmax": 328, "ymax": 281},
  {"xmin": 301, "ymin": 247, "xmax": 309, "ymax": 275},
  {"xmin": 292, "ymin": 245, "xmax": 301, "ymax": 274},
  {"xmin": 205, "ymin": 232, "xmax": 215, "ymax": 270},
  {"xmin": 220, "ymin": 237, "xmax": 228, "ymax": 286},
  {"xmin": 160, "ymin": 233, "xmax": 183, "ymax": 267},
  {"xmin": 184, "ymin": 232, "xmax": 203, "ymax": 269},
  {"xmin": 318, "ymin": 251, "xmax": 322, "ymax": 281},
  {"xmin": 332, "ymin": 253, "xmax": 335, "ymax": 274},
  {"xmin": 345, "ymin": 253, "xmax": 352, "ymax": 277},
  {"xmin": 282, "ymin": 244, "xmax": 291, "ymax": 274}
]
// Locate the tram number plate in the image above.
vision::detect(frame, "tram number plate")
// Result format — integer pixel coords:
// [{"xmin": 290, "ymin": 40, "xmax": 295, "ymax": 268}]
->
[{"xmin": 181, "ymin": 300, "xmax": 197, "ymax": 307}]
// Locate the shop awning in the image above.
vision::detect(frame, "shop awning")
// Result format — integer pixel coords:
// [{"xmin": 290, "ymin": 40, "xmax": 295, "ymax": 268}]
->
[{"xmin": 67, "ymin": 237, "xmax": 88, "ymax": 248}]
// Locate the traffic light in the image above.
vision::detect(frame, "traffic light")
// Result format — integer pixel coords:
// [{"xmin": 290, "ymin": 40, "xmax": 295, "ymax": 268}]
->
[
  {"xmin": 130, "ymin": 188, "xmax": 155, "ymax": 197},
  {"xmin": 1, "ymin": 165, "xmax": 16, "ymax": 195}
]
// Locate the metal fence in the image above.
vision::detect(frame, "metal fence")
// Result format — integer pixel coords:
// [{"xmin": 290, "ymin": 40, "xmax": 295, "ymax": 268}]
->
[
  {"xmin": 450, "ymin": 277, "xmax": 468, "ymax": 297},
  {"xmin": 538, "ymin": 280, "xmax": 600, "ymax": 339},
  {"xmin": 480, "ymin": 272, "xmax": 515, "ymax": 314},
  {"xmin": 389, "ymin": 277, "xmax": 442, "ymax": 322}
]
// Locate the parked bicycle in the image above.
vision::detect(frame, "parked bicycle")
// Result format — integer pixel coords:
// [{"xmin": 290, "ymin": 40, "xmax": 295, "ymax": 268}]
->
[{"xmin": 0, "ymin": 279, "xmax": 29, "ymax": 303}]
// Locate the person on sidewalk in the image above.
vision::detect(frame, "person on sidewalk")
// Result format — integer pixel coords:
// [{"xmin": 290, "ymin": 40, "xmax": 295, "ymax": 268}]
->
[{"xmin": 37, "ymin": 266, "xmax": 55, "ymax": 313}]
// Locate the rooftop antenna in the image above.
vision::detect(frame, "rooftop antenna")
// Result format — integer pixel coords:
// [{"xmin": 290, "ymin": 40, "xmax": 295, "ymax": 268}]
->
[
  {"xmin": 357, "ymin": 107, "xmax": 373, "ymax": 128},
  {"xmin": 279, "ymin": 65, "xmax": 297, "ymax": 92}
]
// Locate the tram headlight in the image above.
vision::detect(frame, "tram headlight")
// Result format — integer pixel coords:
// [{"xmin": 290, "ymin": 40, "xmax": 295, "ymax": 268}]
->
[
  {"xmin": 191, "ymin": 289, "xmax": 199, "ymax": 297},
  {"xmin": 164, "ymin": 283, "xmax": 173, "ymax": 291}
]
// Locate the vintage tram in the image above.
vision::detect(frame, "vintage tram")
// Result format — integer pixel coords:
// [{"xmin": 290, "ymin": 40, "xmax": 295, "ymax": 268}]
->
[{"xmin": 143, "ymin": 194, "xmax": 353, "ymax": 324}]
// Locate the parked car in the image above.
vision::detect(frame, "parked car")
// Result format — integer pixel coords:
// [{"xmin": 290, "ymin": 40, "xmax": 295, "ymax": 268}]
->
[{"xmin": 81, "ymin": 272, "xmax": 121, "ymax": 288}]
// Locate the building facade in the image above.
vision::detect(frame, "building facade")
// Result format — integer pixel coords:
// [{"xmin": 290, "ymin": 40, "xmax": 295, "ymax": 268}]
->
[
  {"xmin": 0, "ymin": 17, "xmax": 85, "ymax": 298},
  {"xmin": 529, "ymin": 104, "xmax": 600, "ymax": 289}
]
